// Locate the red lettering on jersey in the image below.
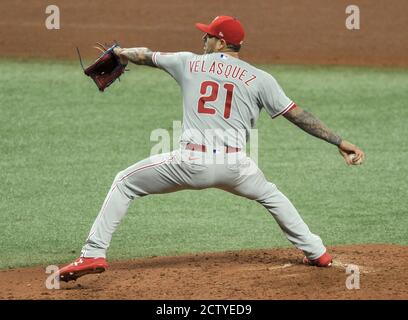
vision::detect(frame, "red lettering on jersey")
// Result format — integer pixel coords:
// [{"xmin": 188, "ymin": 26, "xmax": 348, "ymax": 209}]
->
[
  {"xmin": 189, "ymin": 61, "xmax": 196, "ymax": 73},
  {"xmin": 225, "ymin": 65, "xmax": 232, "ymax": 78},
  {"xmin": 239, "ymin": 69, "xmax": 247, "ymax": 81},
  {"xmin": 200, "ymin": 61, "xmax": 207, "ymax": 73},
  {"xmin": 245, "ymin": 75, "xmax": 257, "ymax": 86},
  {"xmin": 194, "ymin": 62, "xmax": 200, "ymax": 73},
  {"xmin": 231, "ymin": 66, "xmax": 240, "ymax": 78},
  {"xmin": 216, "ymin": 62, "xmax": 224, "ymax": 75},
  {"xmin": 209, "ymin": 62, "xmax": 216, "ymax": 73}
]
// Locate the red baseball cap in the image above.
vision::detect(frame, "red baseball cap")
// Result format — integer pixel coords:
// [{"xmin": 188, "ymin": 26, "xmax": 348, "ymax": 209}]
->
[{"xmin": 195, "ymin": 16, "xmax": 245, "ymax": 46}]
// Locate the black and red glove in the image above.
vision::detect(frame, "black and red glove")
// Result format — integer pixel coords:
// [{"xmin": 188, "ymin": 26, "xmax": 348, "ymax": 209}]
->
[{"xmin": 77, "ymin": 42, "xmax": 128, "ymax": 92}]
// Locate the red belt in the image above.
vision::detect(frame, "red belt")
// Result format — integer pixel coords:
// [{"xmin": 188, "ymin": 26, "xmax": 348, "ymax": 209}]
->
[{"xmin": 186, "ymin": 143, "xmax": 241, "ymax": 153}]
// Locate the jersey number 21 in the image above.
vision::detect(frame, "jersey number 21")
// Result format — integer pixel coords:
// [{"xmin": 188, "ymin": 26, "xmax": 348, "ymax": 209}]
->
[{"xmin": 197, "ymin": 81, "xmax": 234, "ymax": 119}]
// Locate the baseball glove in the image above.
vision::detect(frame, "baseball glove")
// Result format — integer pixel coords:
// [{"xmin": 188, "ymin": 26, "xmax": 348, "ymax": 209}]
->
[{"xmin": 76, "ymin": 42, "xmax": 128, "ymax": 92}]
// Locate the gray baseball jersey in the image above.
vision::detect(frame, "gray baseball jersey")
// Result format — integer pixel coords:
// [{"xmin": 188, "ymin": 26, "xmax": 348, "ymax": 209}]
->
[
  {"xmin": 152, "ymin": 51, "xmax": 296, "ymax": 149},
  {"xmin": 81, "ymin": 52, "xmax": 325, "ymax": 261}
]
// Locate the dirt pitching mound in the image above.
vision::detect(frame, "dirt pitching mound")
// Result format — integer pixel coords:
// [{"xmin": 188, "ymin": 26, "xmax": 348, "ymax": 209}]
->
[{"xmin": 1, "ymin": 244, "xmax": 407, "ymax": 300}]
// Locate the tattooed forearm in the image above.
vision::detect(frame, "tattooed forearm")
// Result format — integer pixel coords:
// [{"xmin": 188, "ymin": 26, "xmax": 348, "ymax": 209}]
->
[
  {"xmin": 120, "ymin": 48, "xmax": 156, "ymax": 67},
  {"xmin": 284, "ymin": 108, "xmax": 342, "ymax": 146}
]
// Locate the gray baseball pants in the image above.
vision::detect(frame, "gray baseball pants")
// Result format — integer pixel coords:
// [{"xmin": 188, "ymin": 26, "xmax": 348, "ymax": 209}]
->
[{"xmin": 81, "ymin": 147, "xmax": 326, "ymax": 260}]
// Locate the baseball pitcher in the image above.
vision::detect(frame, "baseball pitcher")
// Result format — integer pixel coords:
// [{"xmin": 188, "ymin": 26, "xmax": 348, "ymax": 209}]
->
[{"xmin": 58, "ymin": 16, "xmax": 365, "ymax": 282}]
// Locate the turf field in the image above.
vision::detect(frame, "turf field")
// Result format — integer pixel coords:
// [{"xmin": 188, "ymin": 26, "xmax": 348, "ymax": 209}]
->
[{"xmin": 0, "ymin": 59, "xmax": 407, "ymax": 269}]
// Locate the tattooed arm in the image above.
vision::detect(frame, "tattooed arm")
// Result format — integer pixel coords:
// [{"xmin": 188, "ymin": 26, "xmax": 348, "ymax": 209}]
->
[
  {"xmin": 283, "ymin": 106, "xmax": 342, "ymax": 146},
  {"xmin": 283, "ymin": 106, "xmax": 365, "ymax": 165},
  {"xmin": 113, "ymin": 47, "xmax": 156, "ymax": 67}
]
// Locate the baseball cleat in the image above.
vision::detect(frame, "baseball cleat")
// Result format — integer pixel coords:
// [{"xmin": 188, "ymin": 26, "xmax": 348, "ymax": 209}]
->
[
  {"xmin": 58, "ymin": 257, "xmax": 108, "ymax": 282},
  {"xmin": 303, "ymin": 251, "xmax": 333, "ymax": 267}
]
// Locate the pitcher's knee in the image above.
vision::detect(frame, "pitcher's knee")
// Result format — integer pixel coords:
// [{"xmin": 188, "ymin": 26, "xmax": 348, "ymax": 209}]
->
[
  {"xmin": 112, "ymin": 171, "xmax": 134, "ymax": 199},
  {"xmin": 113, "ymin": 170, "xmax": 147, "ymax": 199},
  {"xmin": 255, "ymin": 182, "xmax": 279, "ymax": 203},
  {"xmin": 113, "ymin": 171, "xmax": 124, "ymax": 183}
]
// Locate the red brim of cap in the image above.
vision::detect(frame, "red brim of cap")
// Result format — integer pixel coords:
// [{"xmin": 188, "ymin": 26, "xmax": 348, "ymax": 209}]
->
[{"xmin": 195, "ymin": 23, "xmax": 216, "ymax": 37}]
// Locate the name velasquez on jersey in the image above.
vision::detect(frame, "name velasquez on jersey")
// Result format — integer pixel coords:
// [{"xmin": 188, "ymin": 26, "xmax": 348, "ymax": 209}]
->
[
  {"xmin": 188, "ymin": 53, "xmax": 257, "ymax": 87},
  {"xmin": 152, "ymin": 52, "xmax": 296, "ymax": 149}
]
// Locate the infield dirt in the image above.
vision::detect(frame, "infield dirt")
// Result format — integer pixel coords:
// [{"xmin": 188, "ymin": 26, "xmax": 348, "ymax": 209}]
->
[{"xmin": 1, "ymin": 244, "xmax": 407, "ymax": 299}]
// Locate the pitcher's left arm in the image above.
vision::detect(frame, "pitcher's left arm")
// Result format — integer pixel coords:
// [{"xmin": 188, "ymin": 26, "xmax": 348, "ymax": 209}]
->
[{"xmin": 283, "ymin": 106, "xmax": 365, "ymax": 165}]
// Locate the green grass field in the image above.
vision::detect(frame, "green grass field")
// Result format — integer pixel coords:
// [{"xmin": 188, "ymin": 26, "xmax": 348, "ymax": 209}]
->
[{"xmin": 1, "ymin": 59, "xmax": 407, "ymax": 269}]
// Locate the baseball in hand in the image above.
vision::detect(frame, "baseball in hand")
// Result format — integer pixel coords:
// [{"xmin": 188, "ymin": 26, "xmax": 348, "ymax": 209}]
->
[{"xmin": 348, "ymin": 153, "xmax": 362, "ymax": 165}]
